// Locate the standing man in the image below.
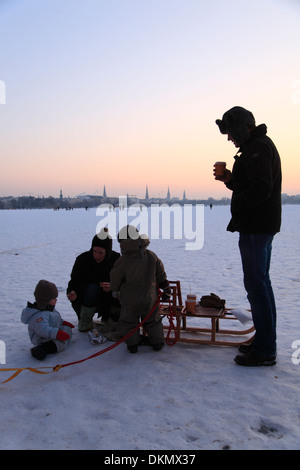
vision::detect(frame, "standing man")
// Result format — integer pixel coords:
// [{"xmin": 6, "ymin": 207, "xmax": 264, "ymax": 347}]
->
[{"xmin": 214, "ymin": 106, "xmax": 282, "ymax": 366}]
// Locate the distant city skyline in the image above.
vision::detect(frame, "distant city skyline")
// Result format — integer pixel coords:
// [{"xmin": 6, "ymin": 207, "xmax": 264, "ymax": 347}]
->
[
  {"xmin": 1, "ymin": 189, "xmax": 298, "ymax": 212},
  {"xmin": 0, "ymin": 184, "xmax": 209, "ymax": 201},
  {"xmin": 1, "ymin": 183, "xmax": 299, "ymax": 202}
]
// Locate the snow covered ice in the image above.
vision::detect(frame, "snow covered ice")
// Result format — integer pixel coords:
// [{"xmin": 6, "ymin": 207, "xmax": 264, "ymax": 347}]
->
[{"xmin": 0, "ymin": 204, "xmax": 299, "ymax": 450}]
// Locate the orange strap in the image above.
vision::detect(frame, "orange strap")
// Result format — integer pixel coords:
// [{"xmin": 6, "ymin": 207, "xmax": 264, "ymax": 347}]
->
[
  {"xmin": 0, "ymin": 293, "xmax": 162, "ymax": 384},
  {"xmin": 0, "ymin": 366, "xmax": 55, "ymax": 384}
]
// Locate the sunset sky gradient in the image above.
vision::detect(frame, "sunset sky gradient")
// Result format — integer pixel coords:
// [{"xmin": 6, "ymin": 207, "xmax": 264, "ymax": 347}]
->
[{"xmin": 1, "ymin": 0, "xmax": 299, "ymax": 199}]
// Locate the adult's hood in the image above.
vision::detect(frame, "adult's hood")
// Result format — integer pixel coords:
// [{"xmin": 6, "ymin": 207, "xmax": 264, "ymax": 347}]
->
[
  {"xmin": 117, "ymin": 225, "xmax": 150, "ymax": 254},
  {"xmin": 119, "ymin": 236, "xmax": 150, "ymax": 254}
]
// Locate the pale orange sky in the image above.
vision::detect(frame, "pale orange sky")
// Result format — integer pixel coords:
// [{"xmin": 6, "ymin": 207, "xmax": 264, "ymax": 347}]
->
[{"xmin": 0, "ymin": 0, "xmax": 299, "ymax": 199}]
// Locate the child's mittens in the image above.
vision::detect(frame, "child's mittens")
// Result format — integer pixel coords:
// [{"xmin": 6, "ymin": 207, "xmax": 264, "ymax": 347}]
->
[
  {"xmin": 56, "ymin": 330, "xmax": 71, "ymax": 341},
  {"xmin": 62, "ymin": 321, "xmax": 75, "ymax": 328}
]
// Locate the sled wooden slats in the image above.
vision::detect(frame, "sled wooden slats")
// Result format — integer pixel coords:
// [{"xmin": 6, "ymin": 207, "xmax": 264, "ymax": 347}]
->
[
  {"xmin": 168, "ymin": 280, "xmax": 183, "ymax": 312},
  {"xmin": 160, "ymin": 281, "xmax": 255, "ymax": 347},
  {"xmin": 177, "ymin": 304, "xmax": 255, "ymax": 347}
]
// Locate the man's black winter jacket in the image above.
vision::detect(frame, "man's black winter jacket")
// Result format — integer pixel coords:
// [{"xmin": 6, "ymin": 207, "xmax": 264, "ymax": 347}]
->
[{"xmin": 226, "ymin": 124, "xmax": 282, "ymax": 234}]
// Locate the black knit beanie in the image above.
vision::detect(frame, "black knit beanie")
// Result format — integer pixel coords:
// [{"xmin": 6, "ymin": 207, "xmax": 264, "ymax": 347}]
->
[
  {"xmin": 34, "ymin": 280, "xmax": 58, "ymax": 310},
  {"xmin": 91, "ymin": 227, "xmax": 112, "ymax": 253}
]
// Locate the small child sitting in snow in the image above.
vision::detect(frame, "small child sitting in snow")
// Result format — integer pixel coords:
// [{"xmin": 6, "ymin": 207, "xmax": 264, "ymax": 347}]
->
[{"xmin": 21, "ymin": 280, "xmax": 74, "ymax": 360}]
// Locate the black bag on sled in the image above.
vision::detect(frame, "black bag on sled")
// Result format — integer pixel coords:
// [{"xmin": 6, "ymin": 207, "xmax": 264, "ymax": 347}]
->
[{"xmin": 199, "ymin": 293, "xmax": 225, "ymax": 309}]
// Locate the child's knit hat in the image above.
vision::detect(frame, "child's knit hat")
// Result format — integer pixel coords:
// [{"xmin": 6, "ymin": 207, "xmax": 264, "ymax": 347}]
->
[{"xmin": 34, "ymin": 280, "xmax": 58, "ymax": 309}]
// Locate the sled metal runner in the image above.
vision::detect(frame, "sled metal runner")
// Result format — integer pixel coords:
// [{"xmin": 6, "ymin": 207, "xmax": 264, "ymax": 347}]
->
[{"xmin": 160, "ymin": 281, "xmax": 255, "ymax": 347}]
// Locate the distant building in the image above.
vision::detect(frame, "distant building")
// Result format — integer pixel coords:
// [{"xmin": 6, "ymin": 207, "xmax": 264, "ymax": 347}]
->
[{"xmin": 145, "ymin": 185, "xmax": 149, "ymax": 201}]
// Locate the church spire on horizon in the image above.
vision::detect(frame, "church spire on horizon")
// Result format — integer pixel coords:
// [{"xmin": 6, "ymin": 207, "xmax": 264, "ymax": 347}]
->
[
  {"xmin": 145, "ymin": 185, "xmax": 149, "ymax": 200},
  {"xmin": 103, "ymin": 185, "xmax": 107, "ymax": 198}
]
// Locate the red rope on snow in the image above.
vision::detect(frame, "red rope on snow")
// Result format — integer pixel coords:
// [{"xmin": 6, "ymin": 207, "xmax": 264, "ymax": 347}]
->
[
  {"xmin": 52, "ymin": 291, "xmax": 164, "ymax": 372},
  {"xmin": 1, "ymin": 290, "xmax": 179, "ymax": 384},
  {"xmin": 165, "ymin": 298, "xmax": 178, "ymax": 346}
]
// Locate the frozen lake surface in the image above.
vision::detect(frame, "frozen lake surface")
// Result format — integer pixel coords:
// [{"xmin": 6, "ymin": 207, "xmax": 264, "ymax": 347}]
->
[{"xmin": 0, "ymin": 204, "xmax": 299, "ymax": 450}]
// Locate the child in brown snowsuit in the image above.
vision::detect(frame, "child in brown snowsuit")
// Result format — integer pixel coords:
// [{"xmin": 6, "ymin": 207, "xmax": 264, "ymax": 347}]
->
[{"xmin": 110, "ymin": 225, "xmax": 170, "ymax": 353}]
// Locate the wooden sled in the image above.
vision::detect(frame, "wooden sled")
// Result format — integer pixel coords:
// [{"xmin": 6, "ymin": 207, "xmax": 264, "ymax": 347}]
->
[
  {"xmin": 160, "ymin": 281, "xmax": 255, "ymax": 347},
  {"xmin": 159, "ymin": 280, "xmax": 183, "ymax": 317}
]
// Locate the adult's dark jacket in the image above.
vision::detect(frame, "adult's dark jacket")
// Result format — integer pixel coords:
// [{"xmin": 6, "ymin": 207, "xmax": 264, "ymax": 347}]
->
[
  {"xmin": 226, "ymin": 124, "xmax": 282, "ymax": 234},
  {"xmin": 67, "ymin": 249, "xmax": 120, "ymax": 316}
]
